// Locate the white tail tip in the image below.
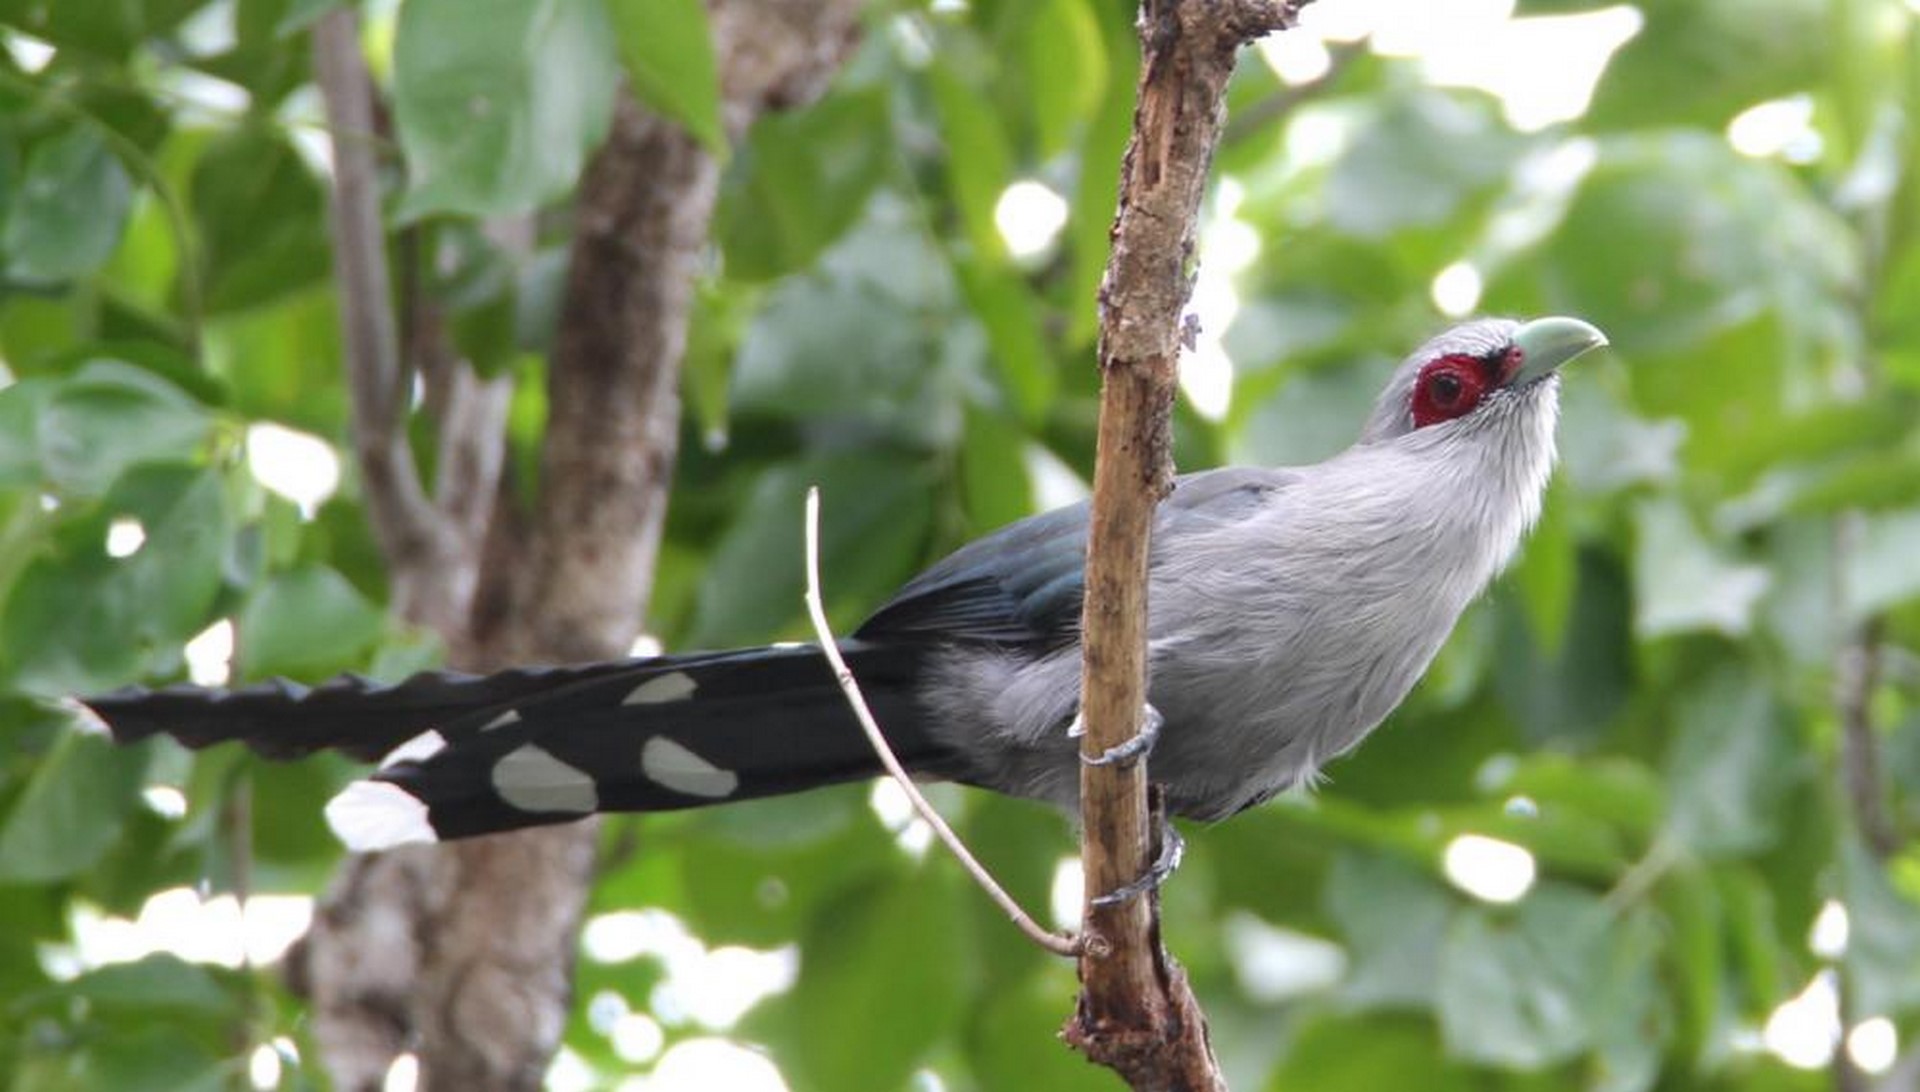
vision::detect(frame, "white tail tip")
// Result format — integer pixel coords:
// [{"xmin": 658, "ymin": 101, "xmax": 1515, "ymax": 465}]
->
[
  {"xmin": 58, "ymin": 697, "xmax": 112, "ymax": 737},
  {"xmin": 325, "ymin": 780, "xmax": 437, "ymax": 851}
]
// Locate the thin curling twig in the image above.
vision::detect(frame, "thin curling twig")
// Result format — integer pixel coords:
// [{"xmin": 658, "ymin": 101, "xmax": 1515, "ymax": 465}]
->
[{"xmin": 802, "ymin": 487, "xmax": 1081, "ymax": 958}]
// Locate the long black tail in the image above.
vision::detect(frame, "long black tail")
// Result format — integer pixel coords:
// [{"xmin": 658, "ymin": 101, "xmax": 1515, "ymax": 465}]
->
[{"xmin": 80, "ymin": 641, "xmax": 951, "ymax": 846}]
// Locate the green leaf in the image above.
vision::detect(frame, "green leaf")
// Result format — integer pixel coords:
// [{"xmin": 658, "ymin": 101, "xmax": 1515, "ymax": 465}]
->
[
  {"xmin": 1842, "ymin": 837, "xmax": 1920, "ymax": 1018},
  {"xmin": 928, "ymin": 61, "xmax": 1014, "ymax": 262},
  {"xmin": 1587, "ymin": 904, "xmax": 1667, "ymax": 1092},
  {"xmin": 0, "ymin": 878, "xmax": 63, "ymax": 1001},
  {"xmin": 1231, "ymin": 356, "xmax": 1396, "ymax": 468},
  {"xmin": 682, "ymin": 277, "xmax": 759, "ymax": 444},
  {"xmin": 234, "ymin": 565, "xmax": 386, "ymax": 677},
  {"xmin": 0, "ymin": 292, "xmax": 92, "ymax": 375},
  {"xmin": 392, "ymin": 0, "xmax": 619, "ymax": 218},
  {"xmin": 38, "ymin": 360, "xmax": 212, "ymax": 497},
  {"xmin": 106, "ymin": 465, "xmax": 230, "ymax": 645},
  {"xmin": 953, "ymin": 791, "xmax": 1069, "ymax": 984},
  {"xmin": 4, "ymin": 125, "xmax": 133, "ymax": 283},
  {"xmin": 1583, "ymin": 0, "xmax": 1828, "ymax": 131},
  {"xmin": 0, "ymin": 731, "xmax": 148, "ymax": 883},
  {"xmin": 1326, "ymin": 851, "xmax": 1451, "ymax": 1010},
  {"xmin": 1715, "ymin": 865, "xmax": 1786, "ymax": 1019},
  {"xmin": 0, "ymin": 377, "xmax": 55, "ymax": 487},
  {"xmin": 1658, "ymin": 862, "xmax": 1725, "ymax": 1067},
  {"xmin": 1633, "ymin": 496, "xmax": 1770, "ymax": 638},
  {"xmin": 1437, "ymin": 886, "xmax": 1604, "ymax": 1068},
  {"xmin": 1064, "ymin": 12, "xmax": 1134, "ymax": 346},
  {"xmin": 1016, "ymin": 0, "xmax": 1107, "ymax": 157},
  {"xmin": 688, "ymin": 454, "xmax": 934, "ymax": 646},
  {"xmin": 953, "ymin": 255, "xmax": 1057, "ymax": 421},
  {"xmin": 99, "ymin": 177, "xmax": 181, "ymax": 316},
  {"xmin": 1201, "ymin": 807, "xmax": 1333, "ymax": 926},
  {"xmin": 671, "ymin": 791, "xmax": 890, "ymax": 947},
  {"xmin": 1533, "ymin": 139, "xmax": 1853, "ymax": 399},
  {"xmin": 966, "ymin": 966, "xmax": 1117, "ymax": 1092},
  {"xmin": 1268, "ymin": 1014, "xmax": 1480, "ymax": 1092},
  {"xmin": 197, "ymin": 5, "xmax": 312, "ymax": 118},
  {"xmin": 1, "ymin": 548, "xmax": 142, "ymax": 695},
  {"xmin": 1662, "ymin": 664, "xmax": 1802, "ymax": 858},
  {"xmin": 1555, "ymin": 379, "xmax": 1684, "ymax": 495},
  {"xmin": 1714, "ymin": 396, "xmax": 1914, "ymax": 490},
  {"xmin": 55, "ymin": 953, "xmax": 237, "ymax": 1014},
  {"xmin": 1759, "ymin": 517, "xmax": 1841, "ymax": 668},
  {"xmin": 1840, "ymin": 509, "xmax": 1920, "ymax": 621},
  {"xmin": 1493, "ymin": 550, "xmax": 1633, "ymax": 748},
  {"xmin": 782, "ymin": 870, "xmax": 968, "ymax": 1092},
  {"xmin": 1499, "ymin": 754, "xmax": 1664, "ymax": 844},
  {"xmin": 205, "ymin": 285, "xmax": 347, "ymax": 434},
  {"xmin": 1511, "ymin": 479, "xmax": 1575, "ymax": 654},
  {"xmin": 1325, "ymin": 91, "xmax": 1521, "ymax": 240},
  {"xmin": 606, "ymin": 0, "xmax": 724, "ymax": 153},
  {"xmin": 1782, "ymin": 452, "xmax": 1920, "ymax": 518},
  {"xmin": 78, "ymin": 805, "xmax": 202, "ymax": 917},
  {"xmin": 960, "ymin": 406, "xmax": 1036, "ymax": 533},
  {"xmin": 730, "ymin": 248, "xmax": 962, "ymax": 445},
  {"xmin": 250, "ymin": 753, "xmax": 355, "ymax": 866},
  {"xmin": 276, "ymin": 0, "xmax": 342, "ymax": 36},
  {"xmin": 0, "ymin": 0, "xmax": 142, "ymax": 57},
  {"xmin": 44, "ymin": 1028, "xmax": 229, "ymax": 1092},
  {"xmin": 189, "ymin": 126, "xmax": 330, "ymax": 312},
  {"xmin": 718, "ymin": 88, "xmax": 892, "ymax": 281},
  {"xmin": 1432, "ymin": 803, "xmax": 1629, "ymax": 882}
]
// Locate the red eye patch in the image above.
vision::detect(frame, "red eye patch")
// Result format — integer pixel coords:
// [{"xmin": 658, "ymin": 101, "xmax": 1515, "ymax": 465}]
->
[{"xmin": 1410, "ymin": 354, "xmax": 1489, "ymax": 428}]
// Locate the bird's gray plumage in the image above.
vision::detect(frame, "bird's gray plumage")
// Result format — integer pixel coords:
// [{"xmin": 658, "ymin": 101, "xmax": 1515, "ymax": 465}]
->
[
  {"xmin": 899, "ymin": 317, "xmax": 1569, "ymax": 819},
  {"xmin": 79, "ymin": 316, "xmax": 1603, "ymax": 847}
]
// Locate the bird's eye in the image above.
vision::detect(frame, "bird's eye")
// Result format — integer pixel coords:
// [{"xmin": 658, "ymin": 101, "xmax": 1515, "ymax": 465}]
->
[{"xmin": 1409, "ymin": 356, "xmax": 1488, "ymax": 428}]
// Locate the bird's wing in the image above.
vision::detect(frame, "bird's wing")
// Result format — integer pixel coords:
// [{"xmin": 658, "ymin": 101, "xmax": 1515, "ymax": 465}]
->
[{"xmin": 855, "ymin": 466, "xmax": 1298, "ymax": 646}]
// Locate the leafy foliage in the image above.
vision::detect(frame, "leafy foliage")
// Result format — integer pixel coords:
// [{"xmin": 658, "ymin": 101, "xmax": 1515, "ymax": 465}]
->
[{"xmin": 0, "ymin": 0, "xmax": 1918, "ymax": 1090}]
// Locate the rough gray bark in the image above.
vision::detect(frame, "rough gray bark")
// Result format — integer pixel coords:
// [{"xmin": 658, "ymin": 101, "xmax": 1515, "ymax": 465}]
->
[{"xmin": 297, "ymin": 3, "xmax": 865, "ymax": 1089}]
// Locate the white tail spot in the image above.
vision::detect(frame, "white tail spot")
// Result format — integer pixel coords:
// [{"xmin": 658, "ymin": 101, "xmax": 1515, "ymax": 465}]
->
[
  {"xmin": 641, "ymin": 738, "xmax": 739, "ymax": 798},
  {"xmin": 491, "ymin": 744, "xmax": 598, "ymax": 814},
  {"xmin": 326, "ymin": 781, "xmax": 437, "ymax": 850},
  {"xmin": 624, "ymin": 671, "xmax": 697, "ymax": 705},
  {"xmin": 378, "ymin": 729, "xmax": 447, "ymax": 770},
  {"xmin": 480, "ymin": 709, "xmax": 521, "ymax": 731}
]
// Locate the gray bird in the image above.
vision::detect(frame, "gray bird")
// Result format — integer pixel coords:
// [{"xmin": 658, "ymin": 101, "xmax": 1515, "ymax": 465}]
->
[{"xmin": 82, "ymin": 316, "xmax": 1606, "ymax": 854}]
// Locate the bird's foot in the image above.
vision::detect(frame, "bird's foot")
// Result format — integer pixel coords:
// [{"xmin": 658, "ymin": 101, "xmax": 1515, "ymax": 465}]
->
[
  {"xmin": 1074, "ymin": 703, "xmax": 1163, "ymax": 769},
  {"xmin": 1090, "ymin": 815, "xmax": 1185, "ymax": 908}
]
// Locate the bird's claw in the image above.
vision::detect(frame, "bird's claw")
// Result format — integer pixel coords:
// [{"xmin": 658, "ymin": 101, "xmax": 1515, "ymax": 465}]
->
[
  {"xmin": 1074, "ymin": 704, "xmax": 1176, "ymax": 906},
  {"xmin": 1090, "ymin": 817, "xmax": 1185, "ymax": 908},
  {"xmin": 1079, "ymin": 703, "xmax": 1163, "ymax": 769}
]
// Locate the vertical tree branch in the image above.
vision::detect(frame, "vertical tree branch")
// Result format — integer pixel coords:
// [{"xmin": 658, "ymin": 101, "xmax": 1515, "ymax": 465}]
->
[
  {"xmin": 312, "ymin": 9, "xmax": 458, "ymax": 626},
  {"xmin": 1835, "ymin": 519, "xmax": 1898, "ymax": 861},
  {"xmin": 1830, "ymin": 517, "xmax": 1895, "ymax": 1091},
  {"xmin": 1067, "ymin": 2, "xmax": 1307, "ymax": 1087}
]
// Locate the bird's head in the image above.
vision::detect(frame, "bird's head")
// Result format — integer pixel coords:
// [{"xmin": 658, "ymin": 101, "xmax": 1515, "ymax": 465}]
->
[{"xmin": 1360, "ymin": 316, "xmax": 1608, "ymax": 445}]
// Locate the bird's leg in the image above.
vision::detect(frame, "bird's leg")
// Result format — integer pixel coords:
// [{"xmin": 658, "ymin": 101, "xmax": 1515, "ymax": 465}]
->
[
  {"xmin": 1072, "ymin": 706, "xmax": 1179, "ymax": 904},
  {"xmin": 1090, "ymin": 804, "xmax": 1185, "ymax": 908},
  {"xmin": 1072, "ymin": 702, "xmax": 1163, "ymax": 768}
]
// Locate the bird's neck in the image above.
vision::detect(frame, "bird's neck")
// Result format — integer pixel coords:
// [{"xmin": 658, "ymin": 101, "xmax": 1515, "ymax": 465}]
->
[
  {"xmin": 1403, "ymin": 393, "xmax": 1561, "ymax": 586},
  {"xmin": 1312, "ymin": 393, "xmax": 1560, "ymax": 607}
]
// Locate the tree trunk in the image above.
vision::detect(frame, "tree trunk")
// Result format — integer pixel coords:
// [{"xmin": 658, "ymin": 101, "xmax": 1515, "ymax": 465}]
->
[{"xmin": 296, "ymin": 4, "xmax": 864, "ymax": 1088}]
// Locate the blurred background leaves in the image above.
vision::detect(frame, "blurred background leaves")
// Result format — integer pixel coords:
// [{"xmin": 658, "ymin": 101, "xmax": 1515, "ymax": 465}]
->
[{"xmin": 0, "ymin": 0, "xmax": 1918, "ymax": 1090}]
